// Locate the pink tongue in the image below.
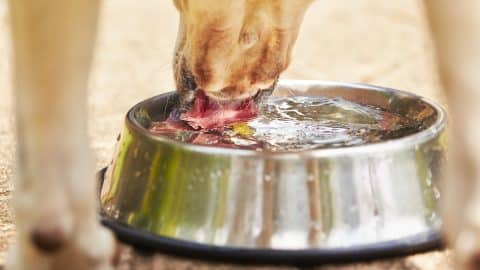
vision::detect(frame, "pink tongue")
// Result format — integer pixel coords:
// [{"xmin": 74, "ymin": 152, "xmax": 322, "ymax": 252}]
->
[{"xmin": 180, "ymin": 90, "xmax": 258, "ymax": 129}]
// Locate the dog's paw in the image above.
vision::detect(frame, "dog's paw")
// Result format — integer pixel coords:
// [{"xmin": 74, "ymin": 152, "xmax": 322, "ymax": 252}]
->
[
  {"xmin": 5, "ymin": 241, "xmax": 50, "ymax": 270},
  {"xmin": 454, "ymin": 224, "xmax": 480, "ymax": 270},
  {"xmin": 73, "ymin": 223, "xmax": 116, "ymax": 270}
]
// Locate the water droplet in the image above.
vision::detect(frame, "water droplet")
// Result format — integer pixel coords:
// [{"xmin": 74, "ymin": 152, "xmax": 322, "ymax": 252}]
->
[{"xmin": 433, "ymin": 187, "xmax": 441, "ymax": 199}]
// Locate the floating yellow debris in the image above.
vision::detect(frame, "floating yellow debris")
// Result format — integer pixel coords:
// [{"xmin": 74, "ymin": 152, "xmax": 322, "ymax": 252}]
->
[{"xmin": 231, "ymin": 122, "xmax": 254, "ymax": 136}]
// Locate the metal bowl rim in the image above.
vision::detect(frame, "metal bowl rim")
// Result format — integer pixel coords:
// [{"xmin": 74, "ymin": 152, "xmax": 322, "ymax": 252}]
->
[{"xmin": 126, "ymin": 79, "xmax": 446, "ymax": 158}]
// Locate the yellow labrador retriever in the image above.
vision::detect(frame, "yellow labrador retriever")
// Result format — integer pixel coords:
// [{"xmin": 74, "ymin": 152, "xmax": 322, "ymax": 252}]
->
[{"xmin": 5, "ymin": 0, "xmax": 480, "ymax": 269}]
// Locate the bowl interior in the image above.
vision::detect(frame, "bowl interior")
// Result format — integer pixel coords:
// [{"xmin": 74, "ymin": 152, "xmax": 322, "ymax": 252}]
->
[{"xmin": 129, "ymin": 80, "xmax": 441, "ymax": 154}]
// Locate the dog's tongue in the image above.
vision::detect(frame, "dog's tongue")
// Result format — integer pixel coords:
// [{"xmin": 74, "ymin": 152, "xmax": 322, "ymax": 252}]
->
[{"xmin": 180, "ymin": 90, "xmax": 258, "ymax": 129}]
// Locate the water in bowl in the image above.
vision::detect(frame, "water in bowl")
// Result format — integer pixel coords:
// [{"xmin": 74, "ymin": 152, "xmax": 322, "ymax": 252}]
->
[{"xmin": 149, "ymin": 96, "xmax": 420, "ymax": 152}]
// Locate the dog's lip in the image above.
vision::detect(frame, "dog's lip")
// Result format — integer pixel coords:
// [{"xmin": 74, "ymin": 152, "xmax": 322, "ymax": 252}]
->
[
  {"xmin": 177, "ymin": 89, "xmax": 258, "ymax": 114},
  {"xmin": 202, "ymin": 89, "xmax": 260, "ymax": 103},
  {"xmin": 201, "ymin": 80, "xmax": 278, "ymax": 104}
]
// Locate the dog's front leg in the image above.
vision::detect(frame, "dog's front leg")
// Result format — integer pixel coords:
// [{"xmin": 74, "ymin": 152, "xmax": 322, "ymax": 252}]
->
[
  {"xmin": 6, "ymin": 0, "xmax": 114, "ymax": 269},
  {"xmin": 424, "ymin": 1, "xmax": 480, "ymax": 269}
]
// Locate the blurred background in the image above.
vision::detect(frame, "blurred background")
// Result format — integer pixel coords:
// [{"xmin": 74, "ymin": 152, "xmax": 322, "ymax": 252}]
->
[{"xmin": 0, "ymin": 0, "xmax": 449, "ymax": 268}]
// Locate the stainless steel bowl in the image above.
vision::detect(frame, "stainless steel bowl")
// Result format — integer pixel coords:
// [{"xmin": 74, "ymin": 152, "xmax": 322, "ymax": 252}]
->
[{"xmin": 100, "ymin": 80, "xmax": 446, "ymax": 264}]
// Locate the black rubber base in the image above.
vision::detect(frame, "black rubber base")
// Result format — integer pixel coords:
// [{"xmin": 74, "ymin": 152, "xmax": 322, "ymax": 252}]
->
[{"xmin": 98, "ymin": 168, "xmax": 444, "ymax": 266}]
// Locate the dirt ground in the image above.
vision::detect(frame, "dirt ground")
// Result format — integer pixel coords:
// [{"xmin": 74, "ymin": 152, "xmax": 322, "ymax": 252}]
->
[{"xmin": 0, "ymin": 0, "xmax": 451, "ymax": 269}]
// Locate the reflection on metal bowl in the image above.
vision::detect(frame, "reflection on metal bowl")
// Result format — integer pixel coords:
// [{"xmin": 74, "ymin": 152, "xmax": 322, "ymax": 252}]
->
[{"xmin": 99, "ymin": 80, "xmax": 446, "ymax": 264}]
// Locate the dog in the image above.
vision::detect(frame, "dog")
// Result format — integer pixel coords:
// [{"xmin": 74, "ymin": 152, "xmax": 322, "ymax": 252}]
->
[{"xmin": 5, "ymin": 0, "xmax": 480, "ymax": 269}]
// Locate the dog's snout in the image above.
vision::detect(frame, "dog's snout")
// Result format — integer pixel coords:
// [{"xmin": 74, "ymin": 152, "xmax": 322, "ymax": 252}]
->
[{"xmin": 173, "ymin": 0, "xmax": 312, "ymax": 102}]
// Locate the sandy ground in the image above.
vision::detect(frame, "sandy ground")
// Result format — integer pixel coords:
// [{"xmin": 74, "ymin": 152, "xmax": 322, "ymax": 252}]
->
[{"xmin": 0, "ymin": 0, "xmax": 450, "ymax": 268}]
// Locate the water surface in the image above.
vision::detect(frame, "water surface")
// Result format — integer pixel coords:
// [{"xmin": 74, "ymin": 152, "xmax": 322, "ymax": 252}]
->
[{"xmin": 149, "ymin": 96, "xmax": 420, "ymax": 152}]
